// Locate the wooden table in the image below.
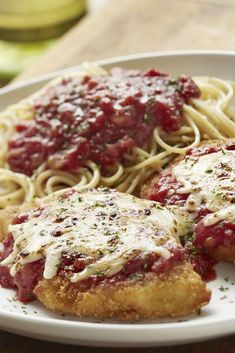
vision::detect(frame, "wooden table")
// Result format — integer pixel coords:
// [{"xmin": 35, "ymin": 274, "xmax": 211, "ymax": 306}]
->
[{"xmin": 3, "ymin": 0, "xmax": 235, "ymax": 352}]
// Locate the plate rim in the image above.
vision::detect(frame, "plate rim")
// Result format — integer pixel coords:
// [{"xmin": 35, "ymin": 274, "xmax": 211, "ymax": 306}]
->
[
  {"xmin": 1, "ymin": 302, "xmax": 235, "ymax": 330},
  {"xmin": 1, "ymin": 49, "xmax": 235, "ymax": 94}
]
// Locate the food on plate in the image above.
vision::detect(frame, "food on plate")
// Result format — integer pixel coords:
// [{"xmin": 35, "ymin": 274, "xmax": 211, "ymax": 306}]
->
[
  {"xmin": 0, "ymin": 205, "xmax": 21, "ymax": 242},
  {"xmin": 0, "ymin": 187, "xmax": 210, "ymax": 320},
  {"xmin": 141, "ymin": 140, "xmax": 235, "ymax": 277},
  {"xmin": 0, "ymin": 64, "xmax": 235, "ymax": 320},
  {"xmin": 0, "ymin": 64, "xmax": 234, "ymax": 209},
  {"xmin": 141, "ymin": 140, "xmax": 235, "ymax": 211},
  {"xmin": 0, "ymin": 64, "xmax": 201, "ymax": 207},
  {"xmin": 7, "ymin": 69, "xmax": 199, "ymax": 176},
  {"xmin": 194, "ymin": 206, "xmax": 235, "ymax": 262}
]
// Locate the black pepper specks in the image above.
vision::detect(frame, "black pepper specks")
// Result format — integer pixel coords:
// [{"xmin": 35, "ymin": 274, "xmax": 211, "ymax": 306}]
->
[
  {"xmin": 109, "ymin": 212, "xmax": 117, "ymax": 220},
  {"xmin": 144, "ymin": 209, "xmax": 151, "ymax": 216},
  {"xmin": 52, "ymin": 230, "xmax": 63, "ymax": 237}
]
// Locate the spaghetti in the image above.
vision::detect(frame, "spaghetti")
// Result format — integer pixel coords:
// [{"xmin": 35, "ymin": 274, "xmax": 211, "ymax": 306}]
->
[{"xmin": 0, "ymin": 64, "xmax": 234, "ymax": 207}]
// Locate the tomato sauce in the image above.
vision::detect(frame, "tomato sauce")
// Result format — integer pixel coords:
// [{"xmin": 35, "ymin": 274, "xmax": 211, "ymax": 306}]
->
[
  {"xmin": 0, "ymin": 232, "xmax": 185, "ymax": 302},
  {"xmin": 182, "ymin": 218, "xmax": 235, "ymax": 281},
  {"xmin": 146, "ymin": 171, "xmax": 189, "ymax": 206},
  {"xmin": 7, "ymin": 68, "xmax": 200, "ymax": 176},
  {"xmin": 145, "ymin": 143, "xmax": 235, "ymax": 209},
  {"xmin": 144, "ymin": 142, "xmax": 235, "ymax": 280},
  {"xmin": 195, "ymin": 219, "xmax": 235, "ymax": 251},
  {"xmin": 57, "ymin": 246, "xmax": 185, "ymax": 293},
  {"xmin": 0, "ymin": 233, "xmax": 16, "ymax": 289}
]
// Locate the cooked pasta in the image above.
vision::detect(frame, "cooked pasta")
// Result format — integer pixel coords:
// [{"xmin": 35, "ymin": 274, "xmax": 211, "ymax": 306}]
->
[{"xmin": 0, "ymin": 64, "xmax": 234, "ymax": 207}]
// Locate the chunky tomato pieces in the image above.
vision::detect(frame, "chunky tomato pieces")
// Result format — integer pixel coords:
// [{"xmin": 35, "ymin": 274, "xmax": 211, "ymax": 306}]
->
[
  {"xmin": 146, "ymin": 143, "xmax": 235, "ymax": 209},
  {"xmin": 146, "ymin": 171, "xmax": 189, "ymax": 206},
  {"xmin": 195, "ymin": 219, "xmax": 235, "ymax": 250},
  {"xmin": 8, "ymin": 68, "xmax": 200, "ymax": 176},
  {"xmin": 144, "ymin": 142, "xmax": 235, "ymax": 280},
  {"xmin": 0, "ymin": 230, "xmax": 185, "ymax": 302}
]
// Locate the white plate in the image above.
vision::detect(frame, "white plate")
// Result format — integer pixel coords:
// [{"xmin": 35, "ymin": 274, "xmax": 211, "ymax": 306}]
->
[{"xmin": 1, "ymin": 50, "xmax": 235, "ymax": 347}]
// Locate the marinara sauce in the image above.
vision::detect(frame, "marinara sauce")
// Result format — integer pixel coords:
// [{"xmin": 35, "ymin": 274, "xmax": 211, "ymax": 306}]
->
[
  {"xmin": 143, "ymin": 142, "xmax": 235, "ymax": 280},
  {"xmin": 8, "ymin": 68, "xmax": 200, "ymax": 176},
  {"xmin": 145, "ymin": 143, "xmax": 235, "ymax": 209},
  {"xmin": 0, "ymin": 232, "xmax": 185, "ymax": 303}
]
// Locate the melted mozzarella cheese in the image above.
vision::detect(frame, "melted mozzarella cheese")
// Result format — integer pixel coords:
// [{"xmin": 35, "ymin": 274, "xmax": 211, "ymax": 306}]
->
[
  {"xmin": 203, "ymin": 205, "xmax": 235, "ymax": 226},
  {"xmin": 172, "ymin": 150, "xmax": 235, "ymax": 213},
  {"xmin": 1, "ymin": 188, "xmax": 190, "ymax": 282}
]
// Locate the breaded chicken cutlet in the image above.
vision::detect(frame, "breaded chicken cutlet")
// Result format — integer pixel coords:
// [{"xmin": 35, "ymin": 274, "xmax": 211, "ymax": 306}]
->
[
  {"xmin": 141, "ymin": 139, "xmax": 235, "ymax": 266},
  {"xmin": 0, "ymin": 187, "xmax": 210, "ymax": 321}
]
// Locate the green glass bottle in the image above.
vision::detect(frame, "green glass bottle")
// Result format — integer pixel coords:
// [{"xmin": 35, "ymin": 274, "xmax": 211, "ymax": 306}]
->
[{"xmin": 0, "ymin": 0, "xmax": 87, "ymax": 85}]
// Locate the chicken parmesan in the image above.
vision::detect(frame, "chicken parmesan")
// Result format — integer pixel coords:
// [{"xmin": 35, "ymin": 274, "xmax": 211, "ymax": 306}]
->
[
  {"xmin": 141, "ymin": 140, "xmax": 235, "ymax": 276},
  {"xmin": 1, "ymin": 64, "xmax": 235, "ymax": 321},
  {"xmin": 0, "ymin": 187, "xmax": 210, "ymax": 320}
]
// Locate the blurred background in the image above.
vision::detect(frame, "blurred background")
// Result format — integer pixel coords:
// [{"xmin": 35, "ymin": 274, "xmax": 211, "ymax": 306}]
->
[
  {"xmin": 0, "ymin": 0, "xmax": 234, "ymax": 86},
  {"xmin": 0, "ymin": 0, "xmax": 108, "ymax": 86}
]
